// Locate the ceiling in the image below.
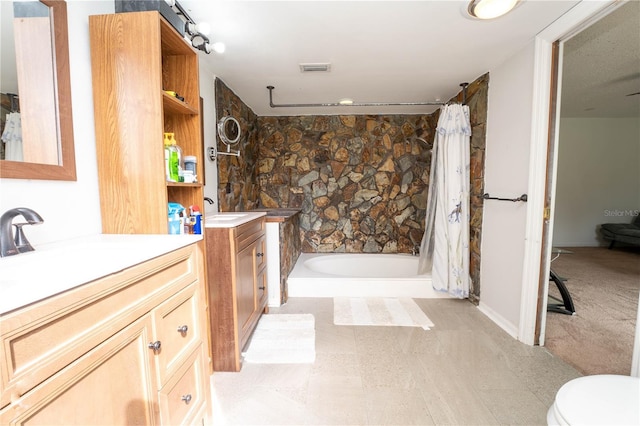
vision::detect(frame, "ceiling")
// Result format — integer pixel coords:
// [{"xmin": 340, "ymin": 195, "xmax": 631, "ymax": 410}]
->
[
  {"xmin": 180, "ymin": 0, "xmax": 584, "ymax": 116},
  {"xmin": 560, "ymin": 0, "xmax": 640, "ymax": 118}
]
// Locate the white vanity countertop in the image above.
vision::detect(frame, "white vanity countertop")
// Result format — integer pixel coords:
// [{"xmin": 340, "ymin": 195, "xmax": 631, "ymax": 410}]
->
[
  {"xmin": 0, "ymin": 233, "xmax": 202, "ymax": 314},
  {"xmin": 204, "ymin": 211, "xmax": 267, "ymax": 228}
]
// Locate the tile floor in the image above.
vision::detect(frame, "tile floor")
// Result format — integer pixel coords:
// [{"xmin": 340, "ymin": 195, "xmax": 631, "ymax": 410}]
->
[{"xmin": 210, "ymin": 298, "xmax": 581, "ymax": 425}]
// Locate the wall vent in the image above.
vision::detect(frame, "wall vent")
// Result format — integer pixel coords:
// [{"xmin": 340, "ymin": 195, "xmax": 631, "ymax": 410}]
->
[{"xmin": 299, "ymin": 63, "xmax": 331, "ymax": 73}]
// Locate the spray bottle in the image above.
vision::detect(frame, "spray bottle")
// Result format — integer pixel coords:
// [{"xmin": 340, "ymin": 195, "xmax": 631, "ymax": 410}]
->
[{"xmin": 189, "ymin": 205, "xmax": 202, "ymax": 234}]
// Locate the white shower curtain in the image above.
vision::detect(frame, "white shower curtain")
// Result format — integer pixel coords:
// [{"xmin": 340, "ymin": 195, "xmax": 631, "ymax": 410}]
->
[{"xmin": 418, "ymin": 104, "xmax": 471, "ymax": 298}]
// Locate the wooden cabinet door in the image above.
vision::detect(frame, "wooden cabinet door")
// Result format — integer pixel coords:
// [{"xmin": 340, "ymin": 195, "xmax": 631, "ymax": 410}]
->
[
  {"xmin": 255, "ymin": 235, "xmax": 268, "ymax": 308},
  {"xmin": 236, "ymin": 240, "xmax": 257, "ymax": 341},
  {"xmin": 0, "ymin": 316, "xmax": 159, "ymax": 425}
]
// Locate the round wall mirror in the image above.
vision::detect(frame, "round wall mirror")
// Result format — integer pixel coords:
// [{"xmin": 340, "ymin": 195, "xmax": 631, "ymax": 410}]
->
[{"xmin": 217, "ymin": 116, "xmax": 241, "ymax": 146}]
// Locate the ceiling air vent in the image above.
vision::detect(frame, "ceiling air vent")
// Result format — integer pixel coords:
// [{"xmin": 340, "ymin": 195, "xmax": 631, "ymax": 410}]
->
[{"xmin": 299, "ymin": 63, "xmax": 331, "ymax": 73}]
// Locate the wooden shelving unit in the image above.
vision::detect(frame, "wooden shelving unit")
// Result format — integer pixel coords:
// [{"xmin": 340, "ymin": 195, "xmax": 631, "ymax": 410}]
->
[{"xmin": 89, "ymin": 11, "xmax": 203, "ymax": 234}]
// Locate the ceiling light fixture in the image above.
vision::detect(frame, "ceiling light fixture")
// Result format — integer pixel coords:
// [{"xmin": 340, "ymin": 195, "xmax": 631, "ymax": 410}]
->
[{"xmin": 467, "ymin": 0, "xmax": 520, "ymax": 19}]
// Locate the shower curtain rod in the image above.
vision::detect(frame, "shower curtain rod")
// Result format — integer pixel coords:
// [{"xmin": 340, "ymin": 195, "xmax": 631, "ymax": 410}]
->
[{"xmin": 266, "ymin": 82, "xmax": 469, "ymax": 109}]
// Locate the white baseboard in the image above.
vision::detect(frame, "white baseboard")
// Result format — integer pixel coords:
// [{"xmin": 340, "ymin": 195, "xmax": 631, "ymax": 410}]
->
[{"xmin": 478, "ymin": 302, "xmax": 519, "ymax": 341}]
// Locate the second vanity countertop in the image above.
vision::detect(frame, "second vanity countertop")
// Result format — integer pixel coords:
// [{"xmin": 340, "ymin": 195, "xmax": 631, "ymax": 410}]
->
[
  {"xmin": 255, "ymin": 208, "xmax": 301, "ymax": 223},
  {"xmin": 204, "ymin": 209, "xmax": 300, "ymax": 227},
  {"xmin": 204, "ymin": 211, "xmax": 267, "ymax": 228},
  {"xmin": 0, "ymin": 233, "xmax": 201, "ymax": 315}
]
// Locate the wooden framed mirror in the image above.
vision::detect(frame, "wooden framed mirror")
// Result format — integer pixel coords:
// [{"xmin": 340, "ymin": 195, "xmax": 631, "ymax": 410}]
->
[{"xmin": 0, "ymin": 0, "xmax": 76, "ymax": 180}]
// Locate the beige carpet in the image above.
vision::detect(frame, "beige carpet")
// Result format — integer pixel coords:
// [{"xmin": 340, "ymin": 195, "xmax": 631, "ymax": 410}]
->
[
  {"xmin": 334, "ymin": 297, "xmax": 435, "ymax": 330},
  {"xmin": 242, "ymin": 314, "xmax": 316, "ymax": 364},
  {"xmin": 545, "ymin": 246, "xmax": 640, "ymax": 376}
]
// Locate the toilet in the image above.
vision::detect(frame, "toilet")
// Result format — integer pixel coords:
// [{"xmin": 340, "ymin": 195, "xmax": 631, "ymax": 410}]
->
[{"xmin": 547, "ymin": 375, "xmax": 640, "ymax": 425}]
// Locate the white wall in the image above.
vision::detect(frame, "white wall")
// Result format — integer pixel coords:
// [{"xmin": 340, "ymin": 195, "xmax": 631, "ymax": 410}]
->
[
  {"xmin": 199, "ymin": 71, "xmax": 219, "ymax": 214},
  {"xmin": 478, "ymin": 41, "xmax": 536, "ymax": 338},
  {"xmin": 0, "ymin": 1, "xmax": 113, "ymax": 246},
  {"xmin": 553, "ymin": 117, "xmax": 640, "ymax": 246},
  {"xmin": 0, "ymin": 2, "xmax": 219, "ymax": 246}
]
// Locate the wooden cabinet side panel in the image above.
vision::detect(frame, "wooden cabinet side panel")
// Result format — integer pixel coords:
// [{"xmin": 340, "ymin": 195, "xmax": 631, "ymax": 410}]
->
[
  {"xmin": 89, "ymin": 12, "xmax": 168, "ymax": 234},
  {"xmin": 205, "ymin": 228, "xmax": 241, "ymax": 371}
]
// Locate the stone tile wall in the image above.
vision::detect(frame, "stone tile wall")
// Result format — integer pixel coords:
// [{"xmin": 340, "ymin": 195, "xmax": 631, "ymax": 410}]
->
[
  {"xmin": 465, "ymin": 74, "xmax": 488, "ymax": 303},
  {"xmin": 256, "ymin": 114, "xmax": 438, "ymax": 253},
  {"xmin": 215, "ymin": 78, "xmax": 260, "ymax": 212},
  {"xmin": 278, "ymin": 213, "xmax": 301, "ymax": 304}
]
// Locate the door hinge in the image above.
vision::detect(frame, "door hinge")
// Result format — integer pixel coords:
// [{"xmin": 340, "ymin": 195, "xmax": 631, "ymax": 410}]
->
[{"xmin": 543, "ymin": 207, "xmax": 551, "ymax": 220}]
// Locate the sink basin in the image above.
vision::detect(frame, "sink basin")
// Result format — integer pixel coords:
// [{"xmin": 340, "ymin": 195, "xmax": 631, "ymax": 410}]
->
[{"xmin": 207, "ymin": 214, "xmax": 247, "ymax": 221}]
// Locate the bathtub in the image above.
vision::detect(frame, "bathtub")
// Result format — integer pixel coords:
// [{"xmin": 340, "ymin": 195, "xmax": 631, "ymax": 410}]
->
[{"xmin": 287, "ymin": 253, "xmax": 451, "ymax": 298}]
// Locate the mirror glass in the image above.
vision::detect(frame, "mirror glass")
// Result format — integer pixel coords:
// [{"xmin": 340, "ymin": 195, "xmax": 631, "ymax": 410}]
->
[
  {"xmin": 217, "ymin": 116, "xmax": 241, "ymax": 146},
  {"xmin": 0, "ymin": 0, "xmax": 76, "ymax": 180}
]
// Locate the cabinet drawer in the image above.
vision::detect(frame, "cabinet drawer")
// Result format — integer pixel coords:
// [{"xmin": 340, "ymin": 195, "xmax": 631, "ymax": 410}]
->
[
  {"xmin": 152, "ymin": 283, "xmax": 200, "ymax": 387},
  {"xmin": 234, "ymin": 218, "xmax": 264, "ymax": 250},
  {"xmin": 158, "ymin": 346, "xmax": 207, "ymax": 426},
  {"xmin": 0, "ymin": 245, "xmax": 197, "ymax": 408}
]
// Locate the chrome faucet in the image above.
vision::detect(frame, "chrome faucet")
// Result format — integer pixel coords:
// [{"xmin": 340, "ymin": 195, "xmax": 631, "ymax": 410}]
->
[{"xmin": 0, "ymin": 207, "xmax": 44, "ymax": 257}]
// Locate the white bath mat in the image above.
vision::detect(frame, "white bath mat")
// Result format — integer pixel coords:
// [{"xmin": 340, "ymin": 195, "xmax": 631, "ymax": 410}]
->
[
  {"xmin": 242, "ymin": 314, "xmax": 316, "ymax": 364},
  {"xmin": 333, "ymin": 297, "xmax": 434, "ymax": 330}
]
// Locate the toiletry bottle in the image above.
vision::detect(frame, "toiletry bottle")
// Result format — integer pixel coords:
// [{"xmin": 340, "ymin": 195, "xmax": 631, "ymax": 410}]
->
[
  {"xmin": 167, "ymin": 202, "xmax": 185, "ymax": 234},
  {"xmin": 163, "ymin": 133, "xmax": 172, "ymax": 181},
  {"xmin": 190, "ymin": 205, "xmax": 202, "ymax": 234},
  {"xmin": 170, "ymin": 135, "xmax": 184, "ymax": 181},
  {"xmin": 184, "ymin": 155, "xmax": 197, "ymax": 174},
  {"xmin": 166, "ymin": 133, "xmax": 180, "ymax": 182}
]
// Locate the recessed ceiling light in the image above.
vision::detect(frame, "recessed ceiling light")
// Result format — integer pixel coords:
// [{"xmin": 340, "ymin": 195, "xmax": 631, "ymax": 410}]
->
[
  {"xmin": 339, "ymin": 99, "xmax": 354, "ymax": 105},
  {"xmin": 468, "ymin": 0, "xmax": 520, "ymax": 19}
]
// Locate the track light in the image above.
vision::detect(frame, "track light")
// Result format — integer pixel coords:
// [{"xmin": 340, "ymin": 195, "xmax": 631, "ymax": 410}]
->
[
  {"xmin": 212, "ymin": 42, "xmax": 226, "ymax": 54},
  {"xmin": 171, "ymin": 0, "xmax": 224, "ymax": 55},
  {"xmin": 191, "ymin": 34, "xmax": 211, "ymax": 53},
  {"xmin": 185, "ymin": 21, "xmax": 210, "ymax": 37}
]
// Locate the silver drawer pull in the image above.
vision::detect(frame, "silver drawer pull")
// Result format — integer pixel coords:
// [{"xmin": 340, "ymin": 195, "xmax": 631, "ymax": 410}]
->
[
  {"xmin": 181, "ymin": 394, "xmax": 192, "ymax": 404},
  {"xmin": 177, "ymin": 325, "xmax": 189, "ymax": 334},
  {"xmin": 148, "ymin": 341, "xmax": 161, "ymax": 352}
]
